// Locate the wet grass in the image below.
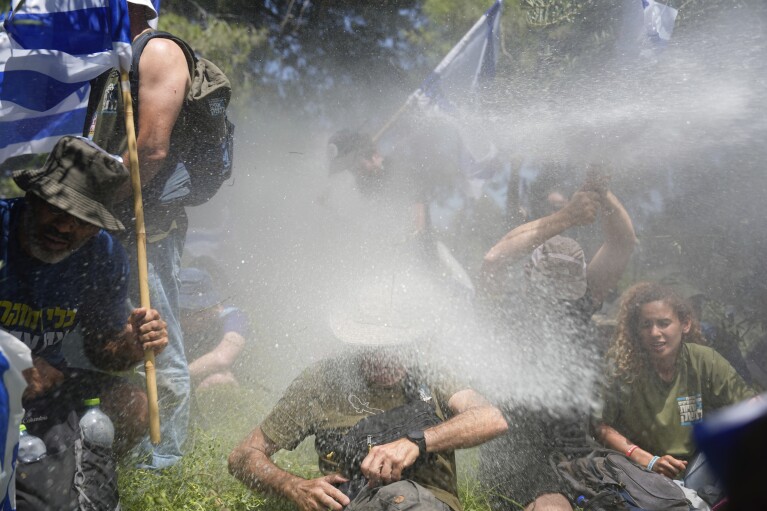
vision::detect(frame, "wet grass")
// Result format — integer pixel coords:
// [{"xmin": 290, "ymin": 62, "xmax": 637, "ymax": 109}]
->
[{"xmin": 119, "ymin": 385, "xmax": 496, "ymax": 510}]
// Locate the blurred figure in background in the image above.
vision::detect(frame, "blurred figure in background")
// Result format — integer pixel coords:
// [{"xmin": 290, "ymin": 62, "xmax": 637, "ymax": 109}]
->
[
  {"xmin": 178, "ymin": 268, "xmax": 251, "ymax": 392},
  {"xmin": 326, "ymin": 129, "xmax": 432, "ymax": 236}
]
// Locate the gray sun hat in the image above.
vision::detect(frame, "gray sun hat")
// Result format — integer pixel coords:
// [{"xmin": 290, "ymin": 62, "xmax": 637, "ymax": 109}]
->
[
  {"xmin": 13, "ymin": 136, "xmax": 129, "ymax": 231},
  {"xmin": 528, "ymin": 235, "xmax": 588, "ymax": 301},
  {"xmin": 329, "ymin": 270, "xmax": 437, "ymax": 347}
]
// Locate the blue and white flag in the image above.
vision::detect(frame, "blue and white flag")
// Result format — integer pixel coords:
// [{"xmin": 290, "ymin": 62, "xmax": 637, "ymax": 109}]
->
[
  {"xmin": 412, "ymin": 0, "xmax": 503, "ymax": 198},
  {"xmin": 0, "ymin": 0, "xmax": 132, "ymax": 164},
  {"xmin": 415, "ymin": 0, "xmax": 502, "ymax": 111},
  {"xmin": 642, "ymin": 0, "xmax": 678, "ymax": 43}
]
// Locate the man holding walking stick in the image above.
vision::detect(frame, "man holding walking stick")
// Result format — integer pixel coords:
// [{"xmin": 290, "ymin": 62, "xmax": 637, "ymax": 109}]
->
[
  {"xmin": 86, "ymin": 0, "xmax": 193, "ymax": 469},
  {"xmin": 0, "ymin": 136, "xmax": 168, "ymax": 454}
]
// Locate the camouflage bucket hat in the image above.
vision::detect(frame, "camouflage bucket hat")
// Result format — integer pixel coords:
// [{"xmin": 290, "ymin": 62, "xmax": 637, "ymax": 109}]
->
[
  {"xmin": 528, "ymin": 235, "xmax": 588, "ymax": 301},
  {"xmin": 13, "ymin": 136, "xmax": 129, "ymax": 231}
]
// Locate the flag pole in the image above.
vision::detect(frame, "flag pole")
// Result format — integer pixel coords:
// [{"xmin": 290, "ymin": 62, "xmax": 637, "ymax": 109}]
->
[
  {"xmin": 372, "ymin": 93, "xmax": 417, "ymax": 143},
  {"xmin": 120, "ymin": 71, "xmax": 161, "ymax": 445}
]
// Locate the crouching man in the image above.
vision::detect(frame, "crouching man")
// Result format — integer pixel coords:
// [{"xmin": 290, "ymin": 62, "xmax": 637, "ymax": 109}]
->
[
  {"xmin": 228, "ymin": 276, "xmax": 508, "ymax": 511},
  {"xmin": 0, "ymin": 136, "xmax": 168, "ymax": 453}
]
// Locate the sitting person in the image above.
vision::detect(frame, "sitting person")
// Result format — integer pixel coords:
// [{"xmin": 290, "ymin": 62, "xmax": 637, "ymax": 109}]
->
[
  {"xmin": 477, "ymin": 169, "xmax": 636, "ymax": 511},
  {"xmin": 228, "ymin": 272, "xmax": 508, "ymax": 511},
  {"xmin": 594, "ymin": 281, "xmax": 757, "ymax": 479},
  {"xmin": 0, "ymin": 136, "xmax": 168, "ymax": 453},
  {"xmin": 178, "ymin": 267, "xmax": 250, "ymax": 391}
]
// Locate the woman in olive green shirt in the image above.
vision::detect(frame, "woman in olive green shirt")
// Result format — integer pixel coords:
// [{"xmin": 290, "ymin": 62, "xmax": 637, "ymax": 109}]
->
[{"xmin": 594, "ymin": 282, "xmax": 756, "ymax": 479}]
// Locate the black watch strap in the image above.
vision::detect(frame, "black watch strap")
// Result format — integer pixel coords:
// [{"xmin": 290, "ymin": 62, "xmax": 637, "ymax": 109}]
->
[{"xmin": 406, "ymin": 430, "xmax": 427, "ymax": 456}]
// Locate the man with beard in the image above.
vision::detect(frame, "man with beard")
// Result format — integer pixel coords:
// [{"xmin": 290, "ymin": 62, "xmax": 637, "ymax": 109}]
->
[
  {"xmin": 228, "ymin": 270, "xmax": 507, "ymax": 511},
  {"xmin": 0, "ymin": 136, "xmax": 168, "ymax": 452}
]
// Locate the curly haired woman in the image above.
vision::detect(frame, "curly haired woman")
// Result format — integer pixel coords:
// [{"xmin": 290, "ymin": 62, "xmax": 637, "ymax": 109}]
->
[{"xmin": 594, "ymin": 281, "xmax": 756, "ymax": 479}]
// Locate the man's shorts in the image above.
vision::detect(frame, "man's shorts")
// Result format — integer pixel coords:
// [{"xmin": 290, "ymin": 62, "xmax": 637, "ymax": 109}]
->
[{"xmin": 346, "ymin": 480, "xmax": 452, "ymax": 511}]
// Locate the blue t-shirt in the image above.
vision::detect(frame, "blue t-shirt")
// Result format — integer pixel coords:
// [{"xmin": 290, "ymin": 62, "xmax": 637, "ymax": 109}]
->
[{"xmin": 0, "ymin": 199, "xmax": 129, "ymax": 367}]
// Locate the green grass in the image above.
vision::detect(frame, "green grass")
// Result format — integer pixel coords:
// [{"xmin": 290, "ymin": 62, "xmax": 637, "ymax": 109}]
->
[{"xmin": 118, "ymin": 385, "xmax": 497, "ymax": 510}]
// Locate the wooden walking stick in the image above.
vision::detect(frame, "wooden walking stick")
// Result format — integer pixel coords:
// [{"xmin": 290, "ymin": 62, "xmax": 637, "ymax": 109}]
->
[{"xmin": 120, "ymin": 71, "xmax": 161, "ymax": 445}]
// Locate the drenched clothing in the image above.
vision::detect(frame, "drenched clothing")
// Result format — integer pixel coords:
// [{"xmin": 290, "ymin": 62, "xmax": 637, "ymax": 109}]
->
[
  {"xmin": 478, "ymin": 285, "xmax": 603, "ymax": 508},
  {"xmin": 0, "ymin": 199, "xmax": 129, "ymax": 367},
  {"xmin": 260, "ymin": 355, "xmax": 464, "ymax": 511},
  {"xmin": 596, "ymin": 343, "xmax": 756, "ymax": 460}
]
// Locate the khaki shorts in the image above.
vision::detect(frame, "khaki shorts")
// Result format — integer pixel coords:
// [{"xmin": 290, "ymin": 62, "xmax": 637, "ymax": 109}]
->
[{"xmin": 346, "ymin": 480, "xmax": 452, "ymax": 511}]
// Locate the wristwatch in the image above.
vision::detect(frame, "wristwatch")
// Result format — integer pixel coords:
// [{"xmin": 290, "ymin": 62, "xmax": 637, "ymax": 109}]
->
[{"xmin": 406, "ymin": 430, "xmax": 427, "ymax": 456}]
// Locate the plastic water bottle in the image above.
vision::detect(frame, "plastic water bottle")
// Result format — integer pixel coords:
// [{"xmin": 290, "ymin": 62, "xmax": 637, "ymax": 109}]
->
[
  {"xmin": 18, "ymin": 424, "xmax": 46, "ymax": 463},
  {"xmin": 79, "ymin": 398, "xmax": 114, "ymax": 448}
]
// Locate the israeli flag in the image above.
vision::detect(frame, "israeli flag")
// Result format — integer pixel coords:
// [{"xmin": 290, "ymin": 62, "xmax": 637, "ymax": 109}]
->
[
  {"xmin": 415, "ymin": 0, "xmax": 502, "ymax": 111},
  {"xmin": 642, "ymin": 0, "xmax": 678, "ymax": 43},
  {"xmin": 413, "ymin": 0, "xmax": 502, "ymax": 197},
  {"xmin": 0, "ymin": 0, "xmax": 132, "ymax": 164}
]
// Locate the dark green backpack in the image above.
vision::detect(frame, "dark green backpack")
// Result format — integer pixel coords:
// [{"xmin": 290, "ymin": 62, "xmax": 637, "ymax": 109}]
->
[
  {"xmin": 130, "ymin": 31, "xmax": 234, "ymax": 207},
  {"xmin": 555, "ymin": 449, "xmax": 691, "ymax": 510}
]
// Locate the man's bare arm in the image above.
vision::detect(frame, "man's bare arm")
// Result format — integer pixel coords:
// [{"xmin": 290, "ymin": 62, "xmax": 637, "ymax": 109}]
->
[
  {"xmin": 116, "ymin": 38, "xmax": 190, "ymax": 200},
  {"xmin": 424, "ymin": 389, "xmax": 509, "ymax": 451},
  {"xmin": 228, "ymin": 427, "xmax": 350, "ymax": 511},
  {"xmin": 586, "ymin": 191, "xmax": 637, "ymax": 303},
  {"xmin": 360, "ymin": 389, "xmax": 508, "ymax": 485},
  {"xmin": 479, "ymin": 191, "xmax": 599, "ymax": 293},
  {"xmin": 188, "ymin": 331, "xmax": 245, "ymax": 381}
]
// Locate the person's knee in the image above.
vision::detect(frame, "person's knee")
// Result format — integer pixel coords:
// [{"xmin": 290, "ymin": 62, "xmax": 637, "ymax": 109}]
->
[
  {"xmin": 103, "ymin": 383, "xmax": 148, "ymax": 454},
  {"xmin": 196, "ymin": 371, "xmax": 238, "ymax": 391},
  {"xmin": 524, "ymin": 493, "xmax": 573, "ymax": 511}
]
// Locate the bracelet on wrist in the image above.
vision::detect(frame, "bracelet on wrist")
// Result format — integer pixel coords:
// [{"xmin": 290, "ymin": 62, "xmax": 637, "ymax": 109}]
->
[
  {"xmin": 646, "ymin": 456, "xmax": 660, "ymax": 472},
  {"xmin": 626, "ymin": 445, "xmax": 638, "ymax": 458}
]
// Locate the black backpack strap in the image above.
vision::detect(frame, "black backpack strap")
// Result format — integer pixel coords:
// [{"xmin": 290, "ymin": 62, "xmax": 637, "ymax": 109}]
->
[{"xmin": 129, "ymin": 30, "xmax": 196, "ymax": 123}]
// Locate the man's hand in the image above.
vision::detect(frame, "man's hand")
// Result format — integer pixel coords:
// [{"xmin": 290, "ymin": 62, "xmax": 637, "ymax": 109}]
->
[
  {"xmin": 22, "ymin": 356, "xmax": 65, "ymax": 400},
  {"xmin": 128, "ymin": 307, "xmax": 168, "ymax": 358},
  {"xmin": 287, "ymin": 474, "xmax": 350, "ymax": 511},
  {"xmin": 560, "ymin": 191, "xmax": 600, "ymax": 227},
  {"xmin": 652, "ymin": 455, "xmax": 688, "ymax": 479},
  {"xmin": 360, "ymin": 437, "xmax": 420, "ymax": 487},
  {"xmin": 580, "ymin": 164, "xmax": 611, "ymax": 199}
]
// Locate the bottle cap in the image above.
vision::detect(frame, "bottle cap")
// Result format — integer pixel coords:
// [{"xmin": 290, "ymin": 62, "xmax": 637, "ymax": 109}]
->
[
  {"xmin": 19, "ymin": 424, "xmax": 27, "ymax": 432},
  {"xmin": 83, "ymin": 397, "xmax": 101, "ymax": 406}
]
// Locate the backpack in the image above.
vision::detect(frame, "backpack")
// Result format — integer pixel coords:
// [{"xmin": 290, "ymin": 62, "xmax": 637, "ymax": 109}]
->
[
  {"xmin": 130, "ymin": 31, "xmax": 234, "ymax": 207},
  {"xmin": 16, "ymin": 405, "xmax": 118, "ymax": 511},
  {"xmin": 555, "ymin": 449, "xmax": 691, "ymax": 511}
]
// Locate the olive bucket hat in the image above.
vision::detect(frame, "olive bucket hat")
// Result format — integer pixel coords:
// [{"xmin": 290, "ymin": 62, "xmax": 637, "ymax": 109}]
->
[{"xmin": 13, "ymin": 136, "xmax": 129, "ymax": 231}]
